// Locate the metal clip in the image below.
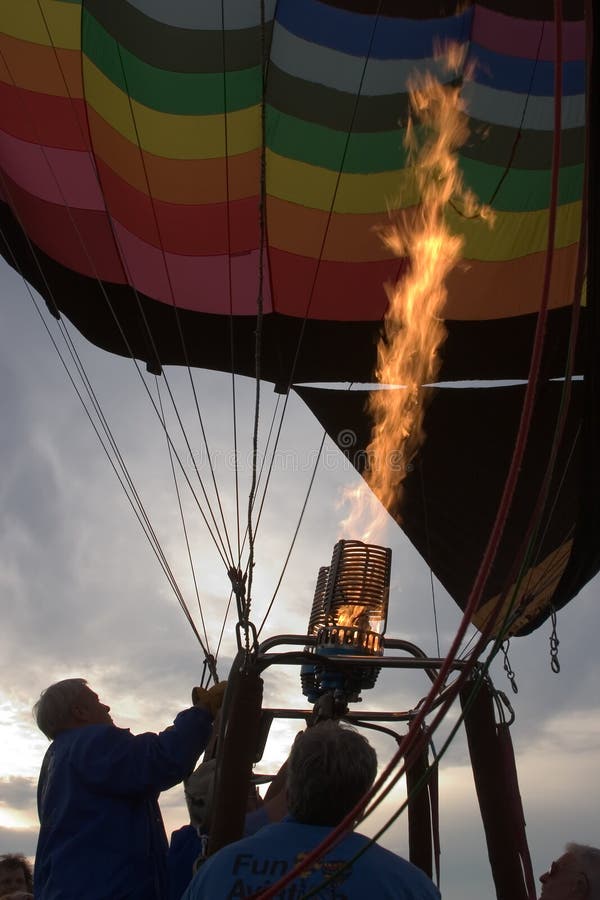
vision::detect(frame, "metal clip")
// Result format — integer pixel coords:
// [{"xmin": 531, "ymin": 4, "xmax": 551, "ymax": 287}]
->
[
  {"xmin": 550, "ymin": 609, "xmax": 561, "ymax": 674},
  {"xmin": 495, "ymin": 689, "xmax": 516, "ymax": 727},
  {"xmin": 501, "ymin": 640, "xmax": 519, "ymax": 694}
]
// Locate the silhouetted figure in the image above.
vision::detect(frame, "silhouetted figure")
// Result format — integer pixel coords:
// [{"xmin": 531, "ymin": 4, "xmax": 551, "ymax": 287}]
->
[
  {"xmin": 539, "ymin": 843, "xmax": 600, "ymax": 899},
  {"xmin": 168, "ymin": 710, "xmax": 288, "ymax": 899},
  {"xmin": 33, "ymin": 677, "xmax": 225, "ymax": 900},
  {"xmin": 0, "ymin": 854, "xmax": 33, "ymax": 899},
  {"xmin": 181, "ymin": 720, "xmax": 440, "ymax": 899}
]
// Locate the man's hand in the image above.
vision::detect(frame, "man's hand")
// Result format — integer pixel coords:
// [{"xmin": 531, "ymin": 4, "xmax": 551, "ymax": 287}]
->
[{"xmin": 192, "ymin": 681, "xmax": 227, "ymax": 718}]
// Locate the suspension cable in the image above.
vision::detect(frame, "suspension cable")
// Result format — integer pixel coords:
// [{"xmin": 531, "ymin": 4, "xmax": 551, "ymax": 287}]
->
[
  {"xmin": 255, "ymin": 3, "xmax": 567, "ymax": 894},
  {"xmin": 2, "ymin": 241, "xmax": 210, "ymax": 649},
  {"xmin": 0, "ymin": 23, "xmax": 239, "ymax": 660},
  {"xmin": 26, "ymin": 2, "xmax": 236, "ymax": 569},
  {"xmin": 155, "ymin": 377, "xmax": 216, "ymax": 673},
  {"xmin": 242, "ymin": 0, "xmax": 269, "ymax": 642},
  {"xmin": 218, "ymin": 0, "xmax": 243, "ymax": 564},
  {"xmin": 112, "ymin": 36, "xmax": 236, "ymax": 568},
  {"xmin": 221, "ymin": 0, "xmax": 396, "ymax": 616},
  {"xmin": 257, "ymin": 429, "xmax": 327, "ymax": 636},
  {"xmin": 418, "ymin": 462, "xmax": 441, "ymax": 657}
]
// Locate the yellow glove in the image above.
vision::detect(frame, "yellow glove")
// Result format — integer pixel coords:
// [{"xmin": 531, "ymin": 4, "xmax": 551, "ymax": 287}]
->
[{"xmin": 192, "ymin": 681, "xmax": 227, "ymax": 718}]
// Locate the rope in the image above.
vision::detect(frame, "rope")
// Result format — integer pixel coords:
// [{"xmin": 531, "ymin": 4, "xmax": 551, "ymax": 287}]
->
[
  {"xmin": 16, "ymin": 5, "xmax": 236, "ymax": 572},
  {"xmin": 418, "ymin": 464, "xmax": 441, "ymax": 657},
  {"xmin": 256, "ymin": 429, "xmax": 328, "ymax": 636},
  {"xmin": 112, "ymin": 38, "xmax": 236, "ymax": 568},
  {"xmin": 1, "ymin": 233, "xmax": 210, "ymax": 650},
  {"xmin": 243, "ymin": 0, "xmax": 269, "ymax": 638},
  {"xmin": 486, "ymin": 20, "xmax": 545, "ymax": 209},
  {"xmin": 275, "ymin": 0, "xmax": 390, "ymax": 397},
  {"xmin": 256, "ymin": 1, "xmax": 567, "ymax": 892},
  {"xmin": 215, "ymin": 589, "xmax": 236, "ymax": 663},
  {"xmin": 449, "ymin": 18, "xmax": 545, "ymax": 220},
  {"xmin": 155, "ymin": 377, "xmax": 215, "ymax": 669},
  {"xmin": 1, "ymin": 5, "xmax": 242, "ymax": 670},
  {"xmin": 245, "ymin": 392, "xmax": 284, "ymax": 532},
  {"xmin": 214, "ymin": 396, "xmax": 282, "ymax": 658},
  {"xmin": 230, "ymin": 0, "xmax": 393, "ymax": 583},
  {"xmin": 220, "ymin": 0, "xmax": 243, "ymax": 562},
  {"xmin": 477, "ymin": 0, "xmax": 577, "ymax": 636}
]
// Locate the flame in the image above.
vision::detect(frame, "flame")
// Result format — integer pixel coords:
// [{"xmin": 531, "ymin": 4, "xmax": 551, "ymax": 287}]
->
[
  {"xmin": 335, "ymin": 604, "xmax": 371, "ymax": 629},
  {"xmin": 339, "ymin": 483, "xmax": 387, "ymax": 542},
  {"xmin": 342, "ymin": 43, "xmax": 493, "ymax": 535}
]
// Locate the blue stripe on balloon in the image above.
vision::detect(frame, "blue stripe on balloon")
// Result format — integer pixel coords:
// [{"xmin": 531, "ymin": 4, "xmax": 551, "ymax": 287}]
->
[
  {"xmin": 276, "ymin": 0, "xmax": 473, "ymax": 60},
  {"xmin": 469, "ymin": 44, "xmax": 585, "ymax": 96}
]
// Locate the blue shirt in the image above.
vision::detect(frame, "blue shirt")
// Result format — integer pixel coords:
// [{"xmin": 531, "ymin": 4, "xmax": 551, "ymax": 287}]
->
[
  {"xmin": 168, "ymin": 805, "xmax": 271, "ymax": 898},
  {"xmin": 35, "ymin": 706, "xmax": 213, "ymax": 900},
  {"xmin": 181, "ymin": 819, "xmax": 441, "ymax": 900}
]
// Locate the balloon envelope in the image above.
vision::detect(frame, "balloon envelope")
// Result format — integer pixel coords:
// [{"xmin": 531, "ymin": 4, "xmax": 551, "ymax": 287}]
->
[{"xmin": 0, "ymin": 0, "xmax": 597, "ymax": 633}]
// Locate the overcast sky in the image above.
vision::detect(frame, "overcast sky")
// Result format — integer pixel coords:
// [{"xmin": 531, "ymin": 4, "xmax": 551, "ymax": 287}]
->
[{"xmin": 1, "ymin": 258, "xmax": 599, "ymax": 900}]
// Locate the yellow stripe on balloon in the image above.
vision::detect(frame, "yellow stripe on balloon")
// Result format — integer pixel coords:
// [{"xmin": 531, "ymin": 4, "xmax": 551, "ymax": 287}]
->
[
  {"xmin": 80, "ymin": 56, "xmax": 583, "ymax": 262},
  {"xmin": 82, "ymin": 59, "xmax": 261, "ymax": 159},
  {"xmin": 265, "ymin": 150, "xmax": 420, "ymax": 214},
  {"xmin": 267, "ymin": 152, "xmax": 582, "ymax": 258},
  {"xmin": 450, "ymin": 200, "xmax": 582, "ymax": 260},
  {"xmin": 0, "ymin": 0, "xmax": 80, "ymax": 50}
]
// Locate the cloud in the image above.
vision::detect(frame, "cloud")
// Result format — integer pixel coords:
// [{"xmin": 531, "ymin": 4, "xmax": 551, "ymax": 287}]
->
[
  {"xmin": 2, "ymin": 266, "xmax": 600, "ymax": 900},
  {"xmin": 0, "ymin": 777, "xmax": 37, "ymax": 811},
  {"xmin": 0, "ymin": 826, "xmax": 38, "ymax": 857},
  {"xmin": 0, "ymin": 825, "xmax": 38, "ymax": 858}
]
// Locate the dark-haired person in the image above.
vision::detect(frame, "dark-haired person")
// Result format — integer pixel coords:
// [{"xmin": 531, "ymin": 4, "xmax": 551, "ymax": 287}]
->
[
  {"xmin": 33, "ymin": 677, "xmax": 225, "ymax": 900},
  {"xmin": 539, "ymin": 843, "xmax": 600, "ymax": 899},
  {"xmin": 0, "ymin": 854, "xmax": 33, "ymax": 899},
  {"xmin": 168, "ymin": 713, "xmax": 289, "ymax": 899},
  {"xmin": 181, "ymin": 720, "xmax": 440, "ymax": 899}
]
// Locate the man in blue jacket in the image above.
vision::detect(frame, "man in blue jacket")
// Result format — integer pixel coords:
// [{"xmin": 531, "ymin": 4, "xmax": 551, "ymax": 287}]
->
[
  {"xmin": 33, "ymin": 676, "xmax": 225, "ymax": 900},
  {"xmin": 181, "ymin": 720, "xmax": 440, "ymax": 900}
]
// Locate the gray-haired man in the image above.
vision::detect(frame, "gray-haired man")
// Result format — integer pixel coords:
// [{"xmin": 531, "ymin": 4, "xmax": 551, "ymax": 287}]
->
[{"xmin": 33, "ymin": 677, "xmax": 224, "ymax": 900}]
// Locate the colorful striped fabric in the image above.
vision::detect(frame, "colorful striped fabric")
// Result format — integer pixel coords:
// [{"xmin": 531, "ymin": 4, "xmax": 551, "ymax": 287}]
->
[
  {"xmin": 0, "ymin": 0, "xmax": 586, "ymax": 331},
  {"xmin": 1, "ymin": 1, "xmax": 596, "ymax": 638}
]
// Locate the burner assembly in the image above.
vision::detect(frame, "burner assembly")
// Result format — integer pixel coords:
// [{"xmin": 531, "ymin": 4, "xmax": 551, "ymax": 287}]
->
[{"xmin": 301, "ymin": 539, "xmax": 391, "ymax": 705}]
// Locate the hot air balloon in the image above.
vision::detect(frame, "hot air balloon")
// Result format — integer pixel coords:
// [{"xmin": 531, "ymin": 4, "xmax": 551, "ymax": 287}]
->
[{"xmin": 1, "ymin": 1, "xmax": 597, "ymax": 898}]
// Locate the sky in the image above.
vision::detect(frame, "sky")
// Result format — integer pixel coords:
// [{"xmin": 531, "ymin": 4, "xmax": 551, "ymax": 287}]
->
[{"xmin": 1, "ymin": 256, "xmax": 599, "ymax": 900}]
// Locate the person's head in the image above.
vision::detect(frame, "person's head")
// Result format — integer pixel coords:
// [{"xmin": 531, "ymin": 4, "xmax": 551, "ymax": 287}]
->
[
  {"xmin": 0, "ymin": 854, "xmax": 33, "ymax": 896},
  {"xmin": 286, "ymin": 721, "xmax": 377, "ymax": 826},
  {"xmin": 33, "ymin": 678, "xmax": 113, "ymax": 739},
  {"xmin": 539, "ymin": 843, "xmax": 600, "ymax": 899}
]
